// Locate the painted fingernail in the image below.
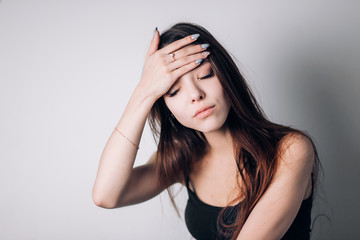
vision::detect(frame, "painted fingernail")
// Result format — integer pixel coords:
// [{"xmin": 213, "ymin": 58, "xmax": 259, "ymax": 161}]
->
[
  {"xmin": 191, "ymin": 33, "xmax": 200, "ymax": 40},
  {"xmin": 202, "ymin": 51, "xmax": 210, "ymax": 56},
  {"xmin": 153, "ymin": 27, "xmax": 158, "ymax": 37},
  {"xmin": 201, "ymin": 43, "xmax": 210, "ymax": 49},
  {"xmin": 195, "ymin": 59, "xmax": 203, "ymax": 64}
]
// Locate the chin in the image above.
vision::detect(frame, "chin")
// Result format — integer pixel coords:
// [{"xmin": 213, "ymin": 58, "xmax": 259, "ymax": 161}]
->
[{"xmin": 191, "ymin": 119, "xmax": 227, "ymax": 134}]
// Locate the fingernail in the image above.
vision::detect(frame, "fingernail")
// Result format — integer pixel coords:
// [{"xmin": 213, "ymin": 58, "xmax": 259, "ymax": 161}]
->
[
  {"xmin": 195, "ymin": 59, "xmax": 203, "ymax": 64},
  {"xmin": 191, "ymin": 33, "xmax": 200, "ymax": 40},
  {"xmin": 201, "ymin": 43, "xmax": 210, "ymax": 49},
  {"xmin": 202, "ymin": 51, "xmax": 210, "ymax": 56},
  {"xmin": 153, "ymin": 27, "xmax": 158, "ymax": 37}
]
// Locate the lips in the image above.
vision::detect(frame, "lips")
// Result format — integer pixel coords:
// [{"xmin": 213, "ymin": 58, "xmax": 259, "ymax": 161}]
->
[{"xmin": 193, "ymin": 105, "xmax": 215, "ymax": 118}]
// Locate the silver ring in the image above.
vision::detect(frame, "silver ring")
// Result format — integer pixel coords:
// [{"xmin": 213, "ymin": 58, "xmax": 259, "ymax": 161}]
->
[{"xmin": 169, "ymin": 53, "xmax": 175, "ymax": 61}]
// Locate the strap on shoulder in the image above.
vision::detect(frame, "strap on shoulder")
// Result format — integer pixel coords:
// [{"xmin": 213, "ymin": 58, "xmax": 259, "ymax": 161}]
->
[
  {"xmin": 311, "ymin": 172, "xmax": 315, "ymax": 195},
  {"xmin": 183, "ymin": 172, "xmax": 190, "ymax": 188},
  {"xmin": 184, "ymin": 173, "xmax": 196, "ymax": 192}
]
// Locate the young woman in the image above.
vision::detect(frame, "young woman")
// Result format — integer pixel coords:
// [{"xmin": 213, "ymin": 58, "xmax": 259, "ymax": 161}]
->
[{"xmin": 92, "ymin": 22, "xmax": 320, "ymax": 240}]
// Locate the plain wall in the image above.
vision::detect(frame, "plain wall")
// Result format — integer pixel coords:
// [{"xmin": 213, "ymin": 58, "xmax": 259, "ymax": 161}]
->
[{"xmin": 1, "ymin": 0, "xmax": 359, "ymax": 239}]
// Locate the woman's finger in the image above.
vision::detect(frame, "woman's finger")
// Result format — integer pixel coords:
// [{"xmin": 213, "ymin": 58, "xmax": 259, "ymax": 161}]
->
[
  {"xmin": 160, "ymin": 33, "xmax": 200, "ymax": 54},
  {"xmin": 168, "ymin": 51, "xmax": 210, "ymax": 71},
  {"xmin": 146, "ymin": 28, "xmax": 160, "ymax": 56},
  {"xmin": 172, "ymin": 58, "xmax": 205, "ymax": 80},
  {"xmin": 170, "ymin": 43, "xmax": 209, "ymax": 62}
]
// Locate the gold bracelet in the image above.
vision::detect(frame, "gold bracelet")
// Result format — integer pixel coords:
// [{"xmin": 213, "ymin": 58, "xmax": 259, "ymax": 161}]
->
[{"xmin": 114, "ymin": 127, "xmax": 139, "ymax": 150}]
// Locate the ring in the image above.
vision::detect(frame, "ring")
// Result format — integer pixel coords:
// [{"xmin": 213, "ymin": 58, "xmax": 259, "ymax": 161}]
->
[{"xmin": 169, "ymin": 53, "xmax": 175, "ymax": 61}]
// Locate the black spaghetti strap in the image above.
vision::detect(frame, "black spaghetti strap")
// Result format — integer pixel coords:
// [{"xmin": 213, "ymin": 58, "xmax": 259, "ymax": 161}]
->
[
  {"xmin": 184, "ymin": 173, "xmax": 197, "ymax": 193},
  {"xmin": 310, "ymin": 172, "xmax": 315, "ymax": 196},
  {"xmin": 184, "ymin": 173, "xmax": 190, "ymax": 189}
]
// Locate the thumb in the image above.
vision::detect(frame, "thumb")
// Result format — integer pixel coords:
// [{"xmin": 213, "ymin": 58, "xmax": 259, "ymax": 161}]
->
[{"xmin": 146, "ymin": 27, "xmax": 159, "ymax": 56}]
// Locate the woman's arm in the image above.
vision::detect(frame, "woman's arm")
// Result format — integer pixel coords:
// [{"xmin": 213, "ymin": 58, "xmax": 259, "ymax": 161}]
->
[
  {"xmin": 236, "ymin": 133, "xmax": 315, "ymax": 240},
  {"xmin": 92, "ymin": 29, "xmax": 208, "ymax": 209},
  {"xmin": 91, "ymin": 85, "xmax": 159, "ymax": 209}
]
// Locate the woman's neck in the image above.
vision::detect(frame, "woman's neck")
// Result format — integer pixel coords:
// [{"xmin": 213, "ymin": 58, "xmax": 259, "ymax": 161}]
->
[{"xmin": 203, "ymin": 127, "xmax": 234, "ymax": 158}]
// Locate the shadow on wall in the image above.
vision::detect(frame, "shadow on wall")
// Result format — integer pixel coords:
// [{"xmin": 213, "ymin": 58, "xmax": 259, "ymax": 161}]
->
[{"xmin": 286, "ymin": 47, "xmax": 360, "ymax": 239}]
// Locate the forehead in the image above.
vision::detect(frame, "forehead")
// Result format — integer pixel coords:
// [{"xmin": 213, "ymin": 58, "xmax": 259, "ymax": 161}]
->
[
  {"xmin": 191, "ymin": 60, "xmax": 212, "ymax": 74},
  {"xmin": 198, "ymin": 59, "xmax": 211, "ymax": 69}
]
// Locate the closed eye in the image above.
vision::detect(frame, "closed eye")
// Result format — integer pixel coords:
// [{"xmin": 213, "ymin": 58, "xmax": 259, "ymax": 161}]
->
[
  {"xmin": 200, "ymin": 71, "xmax": 214, "ymax": 79},
  {"xmin": 169, "ymin": 89, "xmax": 179, "ymax": 97}
]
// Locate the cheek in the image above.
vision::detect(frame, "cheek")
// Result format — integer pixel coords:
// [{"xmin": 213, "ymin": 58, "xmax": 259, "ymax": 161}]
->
[
  {"xmin": 164, "ymin": 99, "xmax": 185, "ymax": 119},
  {"xmin": 164, "ymin": 99, "xmax": 192, "ymax": 127},
  {"xmin": 172, "ymin": 107, "xmax": 188, "ymax": 123}
]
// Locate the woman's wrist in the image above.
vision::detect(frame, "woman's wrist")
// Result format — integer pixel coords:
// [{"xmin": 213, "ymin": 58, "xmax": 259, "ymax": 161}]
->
[
  {"xmin": 132, "ymin": 82, "xmax": 160, "ymax": 109},
  {"xmin": 115, "ymin": 85, "xmax": 156, "ymax": 146}
]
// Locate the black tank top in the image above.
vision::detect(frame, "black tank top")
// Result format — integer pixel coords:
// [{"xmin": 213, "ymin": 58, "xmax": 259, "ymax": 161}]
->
[{"xmin": 184, "ymin": 174, "xmax": 314, "ymax": 240}]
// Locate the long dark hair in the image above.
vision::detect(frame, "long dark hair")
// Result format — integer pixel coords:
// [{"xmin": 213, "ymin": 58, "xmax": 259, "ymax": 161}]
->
[{"xmin": 148, "ymin": 22, "xmax": 321, "ymax": 239}]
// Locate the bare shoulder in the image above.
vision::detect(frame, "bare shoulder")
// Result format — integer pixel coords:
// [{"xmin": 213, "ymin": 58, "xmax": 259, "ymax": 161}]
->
[
  {"xmin": 274, "ymin": 132, "xmax": 315, "ymax": 188},
  {"xmin": 278, "ymin": 132, "xmax": 315, "ymax": 167},
  {"xmin": 274, "ymin": 132, "xmax": 315, "ymax": 199},
  {"xmin": 237, "ymin": 133, "xmax": 316, "ymax": 238}
]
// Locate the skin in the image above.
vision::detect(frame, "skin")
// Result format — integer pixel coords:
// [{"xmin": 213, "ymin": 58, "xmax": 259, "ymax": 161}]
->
[
  {"xmin": 92, "ymin": 28, "xmax": 314, "ymax": 240},
  {"xmin": 92, "ymin": 29, "xmax": 211, "ymax": 209},
  {"xmin": 164, "ymin": 60, "xmax": 231, "ymax": 134}
]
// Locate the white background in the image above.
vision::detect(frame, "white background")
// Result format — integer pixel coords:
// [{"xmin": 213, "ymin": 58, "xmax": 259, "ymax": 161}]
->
[{"xmin": 1, "ymin": 0, "xmax": 359, "ymax": 239}]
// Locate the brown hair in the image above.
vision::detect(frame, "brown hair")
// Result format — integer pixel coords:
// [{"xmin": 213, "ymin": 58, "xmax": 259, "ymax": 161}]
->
[{"xmin": 148, "ymin": 22, "xmax": 320, "ymax": 239}]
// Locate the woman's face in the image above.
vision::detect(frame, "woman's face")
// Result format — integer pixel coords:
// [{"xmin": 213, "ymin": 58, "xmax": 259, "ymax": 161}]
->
[{"xmin": 163, "ymin": 61, "xmax": 231, "ymax": 133}]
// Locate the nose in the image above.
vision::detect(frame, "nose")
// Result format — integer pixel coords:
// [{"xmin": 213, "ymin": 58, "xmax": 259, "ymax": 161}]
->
[{"xmin": 187, "ymin": 79, "xmax": 205, "ymax": 103}]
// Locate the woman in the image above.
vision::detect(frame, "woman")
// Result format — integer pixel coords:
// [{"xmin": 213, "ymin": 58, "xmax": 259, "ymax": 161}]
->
[{"xmin": 92, "ymin": 22, "xmax": 320, "ymax": 240}]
